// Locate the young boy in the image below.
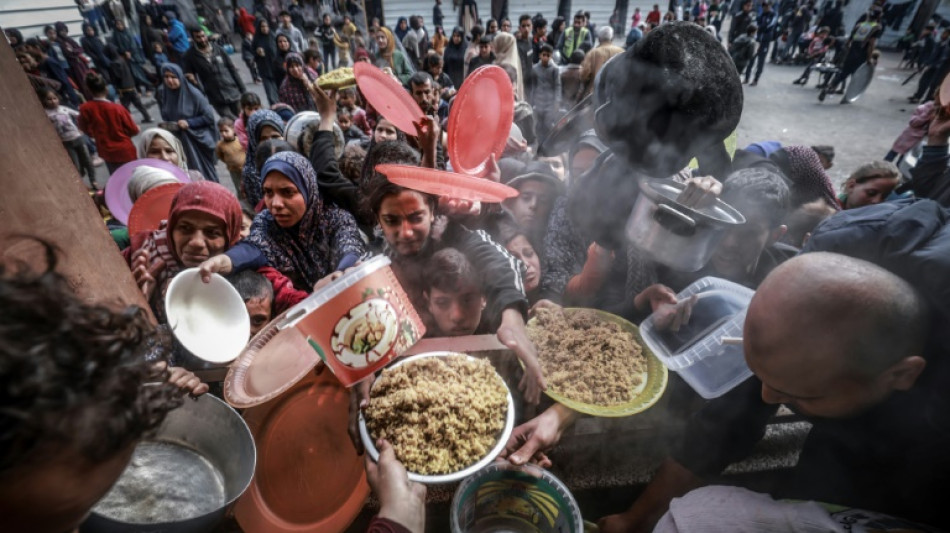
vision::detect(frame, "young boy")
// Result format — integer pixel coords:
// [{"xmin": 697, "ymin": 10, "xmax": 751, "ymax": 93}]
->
[
  {"xmin": 730, "ymin": 24, "xmax": 758, "ymax": 78},
  {"xmin": 235, "ymin": 92, "xmax": 262, "ymax": 150},
  {"xmin": 530, "ymin": 44, "xmax": 561, "ymax": 143},
  {"xmin": 105, "ymin": 44, "xmax": 153, "ymax": 123},
  {"xmin": 38, "ymin": 87, "xmax": 98, "ymax": 190},
  {"xmin": 423, "ymin": 53, "xmax": 456, "ymax": 101},
  {"xmin": 215, "ymin": 117, "xmax": 247, "ymax": 198},
  {"xmin": 241, "ymin": 32, "xmax": 261, "ymax": 83},
  {"xmin": 303, "ymin": 48, "xmax": 326, "ymax": 77},
  {"xmin": 466, "ymin": 35, "xmax": 495, "ymax": 77},
  {"xmin": 228, "ymin": 269, "xmax": 275, "ymax": 339},
  {"xmin": 422, "ymin": 248, "xmax": 487, "ymax": 337},
  {"xmin": 151, "ymin": 41, "xmax": 170, "ymax": 73},
  {"xmin": 338, "ymin": 109, "xmax": 369, "ymax": 144},
  {"xmin": 337, "ymin": 87, "xmax": 371, "ymax": 135},
  {"xmin": 78, "ymin": 72, "xmax": 139, "ymax": 174}
]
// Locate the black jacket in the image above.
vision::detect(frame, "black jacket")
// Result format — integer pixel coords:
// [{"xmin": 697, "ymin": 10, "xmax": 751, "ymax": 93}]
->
[
  {"xmin": 909, "ymin": 144, "xmax": 950, "ymax": 207},
  {"xmin": 673, "ymin": 199, "xmax": 950, "ymax": 529},
  {"xmin": 181, "ymin": 43, "xmax": 246, "ymax": 105}
]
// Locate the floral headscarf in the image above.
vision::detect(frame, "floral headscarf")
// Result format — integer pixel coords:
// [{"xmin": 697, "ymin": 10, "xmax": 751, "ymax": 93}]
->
[
  {"xmin": 247, "ymin": 152, "xmax": 364, "ymax": 290},
  {"xmin": 771, "ymin": 145, "xmax": 840, "ymax": 210}
]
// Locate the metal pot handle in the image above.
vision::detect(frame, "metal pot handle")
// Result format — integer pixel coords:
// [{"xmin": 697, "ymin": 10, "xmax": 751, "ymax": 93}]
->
[{"xmin": 654, "ymin": 204, "xmax": 697, "ymax": 237}]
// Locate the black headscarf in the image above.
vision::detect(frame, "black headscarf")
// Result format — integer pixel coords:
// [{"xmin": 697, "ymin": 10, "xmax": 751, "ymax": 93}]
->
[{"xmin": 252, "ymin": 18, "xmax": 277, "ymax": 79}]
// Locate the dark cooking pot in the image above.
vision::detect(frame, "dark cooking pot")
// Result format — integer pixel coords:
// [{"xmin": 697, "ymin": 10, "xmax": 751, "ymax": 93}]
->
[
  {"xmin": 536, "ymin": 94, "xmax": 594, "ymax": 157},
  {"xmin": 626, "ymin": 178, "xmax": 746, "ymax": 272},
  {"xmin": 80, "ymin": 394, "xmax": 256, "ymax": 533}
]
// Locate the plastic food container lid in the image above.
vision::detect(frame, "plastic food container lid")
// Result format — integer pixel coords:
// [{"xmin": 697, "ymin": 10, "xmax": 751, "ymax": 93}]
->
[
  {"xmin": 225, "ymin": 257, "xmax": 394, "ymax": 408},
  {"xmin": 640, "ymin": 277, "xmax": 754, "ymax": 398}
]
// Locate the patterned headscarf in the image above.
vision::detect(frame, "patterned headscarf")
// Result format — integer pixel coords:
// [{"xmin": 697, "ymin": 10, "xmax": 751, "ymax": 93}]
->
[
  {"xmin": 771, "ymin": 145, "xmax": 840, "ymax": 210},
  {"xmin": 242, "ymin": 110, "xmax": 286, "ymax": 206},
  {"xmin": 247, "ymin": 152, "xmax": 364, "ymax": 290},
  {"xmin": 278, "ymin": 52, "xmax": 316, "ymax": 113}
]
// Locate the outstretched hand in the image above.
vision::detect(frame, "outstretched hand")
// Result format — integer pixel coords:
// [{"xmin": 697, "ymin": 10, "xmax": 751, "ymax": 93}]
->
[
  {"xmin": 497, "ymin": 308, "xmax": 546, "ymax": 405},
  {"xmin": 501, "ymin": 404, "xmax": 578, "ymax": 467},
  {"xmin": 366, "ymin": 439, "xmax": 426, "ymax": 533}
]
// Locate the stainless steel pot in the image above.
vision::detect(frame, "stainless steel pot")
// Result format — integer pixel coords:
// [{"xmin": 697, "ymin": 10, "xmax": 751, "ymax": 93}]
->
[
  {"xmin": 284, "ymin": 111, "xmax": 347, "ymax": 160},
  {"xmin": 81, "ymin": 394, "xmax": 256, "ymax": 533},
  {"xmin": 626, "ymin": 178, "xmax": 746, "ymax": 272}
]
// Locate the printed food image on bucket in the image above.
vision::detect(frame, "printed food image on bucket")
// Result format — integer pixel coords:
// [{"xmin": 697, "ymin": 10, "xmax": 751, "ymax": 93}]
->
[{"xmin": 294, "ymin": 257, "xmax": 425, "ymax": 386}]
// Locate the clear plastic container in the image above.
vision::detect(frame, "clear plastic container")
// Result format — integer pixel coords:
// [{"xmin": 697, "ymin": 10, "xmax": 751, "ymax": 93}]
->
[{"xmin": 640, "ymin": 277, "xmax": 754, "ymax": 399}]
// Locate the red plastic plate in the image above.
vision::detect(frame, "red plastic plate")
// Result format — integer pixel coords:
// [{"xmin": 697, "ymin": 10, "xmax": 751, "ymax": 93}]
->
[
  {"xmin": 127, "ymin": 183, "xmax": 184, "ymax": 236},
  {"xmin": 447, "ymin": 65, "xmax": 514, "ymax": 176},
  {"xmin": 234, "ymin": 369, "xmax": 370, "ymax": 533},
  {"xmin": 354, "ymin": 62, "xmax": 424, "ymax": 136},
  {"xmin": 375, "ymin": 164, "xmax": 519, "ymax": 203},
  {"xmin": 104, "ymin": 158, "xmax": 191, "ymax": 225}
]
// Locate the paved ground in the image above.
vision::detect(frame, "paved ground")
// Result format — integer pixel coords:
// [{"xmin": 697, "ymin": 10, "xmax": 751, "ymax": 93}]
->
[{"xmin": 98, "ymin": 40, "xmax": 918, "ymax": 193}]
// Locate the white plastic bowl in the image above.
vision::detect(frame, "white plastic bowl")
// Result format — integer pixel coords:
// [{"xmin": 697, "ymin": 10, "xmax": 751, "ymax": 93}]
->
[
  {"xmin": 359, "ymin": 352, "xmax": 516, "ymax": 484},
  {"xmin": 165, "ymin": 268, "xmax": 250, "ymax": 364}
]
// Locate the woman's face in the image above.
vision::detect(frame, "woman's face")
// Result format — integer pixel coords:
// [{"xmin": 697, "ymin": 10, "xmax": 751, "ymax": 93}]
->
[
  {"xmin": 844, "ymin": 176, "xmax": 899, "ymax": 209},
  {"xmin": 257, "ymin": 125, "xmax": 284, "ymax": 143},
  {"xmin": 147, "ymin": 137, "xmax": 180, "ymax": 165},
  {"xmin": 375, "ymin": 31, "xmax": 388, "ymax": 49},
  {"xmin": 172, "ymin": 211, "xmax": 228, "ymax": 267},
  {"xmin": 163, "ymin": 71, "xmax": 181, "ymax": 90},
  {"xmin": 240, "ymin": 213, "xmax": 252, "ymax": 238},
  {"xmin": 506, "ymin": 235, "xmax": 540, "ymax": 293},
  {"xmin": 287, "ymin": 62, "xmax": 304, "ymax": 79},
  {"xmin": 277, "ymin": 36, "xmax": 291, "ymax": 52},
  {"xmin": 260, "ymin": 21, "xmax": 270, "ymax": 34},
  {"xmin": 374, "ymin": 119, "xmax": 398, "ymax": 143},
  {"xmin": 46, "ymin": 28, "xmax": 57, "ymax": 41},
  {"xmin": 84, "ymin": 26, "xmax": 95, "ymax": 37},
  {"xmin": 398, "ymin": 19, "xmax": 408, "ymax": 30},
  {"xmin": 378, "ymin": 190, "xmax": 434, "ymax": 256},
  {"xmin": 263, "ymin": 173, "xmax": 307, "ymax": 227},
  {"xmin": 489, "ymin": 20, "xmax": 498, "ymax": 33},
  {"xmin": 452, "ymin": 32, "xmax": 462, "ymax": 44}
]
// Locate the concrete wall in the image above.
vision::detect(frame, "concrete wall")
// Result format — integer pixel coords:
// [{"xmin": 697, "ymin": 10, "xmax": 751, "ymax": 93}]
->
[{"xmin": 0, "ymin": 0, "xmax": 83, "ymax": 39}]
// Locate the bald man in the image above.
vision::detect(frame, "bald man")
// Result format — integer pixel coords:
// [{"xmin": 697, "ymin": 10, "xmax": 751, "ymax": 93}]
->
[{"xmin": 599, "ymin": 252, "xmax": 947, "ymax": 532}]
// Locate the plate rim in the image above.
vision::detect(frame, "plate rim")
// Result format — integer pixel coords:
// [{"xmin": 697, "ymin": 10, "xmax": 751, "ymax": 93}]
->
[
  {"xmin": 447, "ymin": 65, "xmax": 514, "ymax": 175},
  {"xmin": 353, "ymin": 62, "xmax": 424, "ymax": 135},
  {"xmin": 527, "ymin": 307, "xmax": 669, "ymax": 418}
]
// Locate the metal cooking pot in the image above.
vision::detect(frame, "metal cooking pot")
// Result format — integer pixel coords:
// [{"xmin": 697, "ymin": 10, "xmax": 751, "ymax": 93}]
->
[
  {"xmin": 626, "ymin": 178, "xmax": 745, "ymax": 272},
  {"xmin": 284, "ymin": 111, "xmax": 347, "ymax": 160},
  {"xmin": 81, "ymin": 394, "xmax": 256, "ymax": 533}
]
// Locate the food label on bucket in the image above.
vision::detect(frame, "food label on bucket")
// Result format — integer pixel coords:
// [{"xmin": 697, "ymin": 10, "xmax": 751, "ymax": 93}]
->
[{"xmin": 295, "ymin": 266, "xmax": 424, "ymax": 386}]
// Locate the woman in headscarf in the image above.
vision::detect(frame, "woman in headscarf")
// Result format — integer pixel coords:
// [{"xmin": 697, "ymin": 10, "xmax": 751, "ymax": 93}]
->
[
  {"xmin": 124, "ymin": 181, "xmax": 306, "ymax": 322},
  {"xmin": 492, "ymin": 33, "xmax": 524, "ymax": 101},
  {"xmin": 139, "ymin": 14, "xmax": 165, "ymax": 62},
  {"xmin": 443, "ymin": 27, "xmax": 467, "ymax": 89},
  {"xmin": 252, "ymin": 19, "xmax": 280, "ymax": 105},
  {"xmin": 459, "ymin": 0, "xmax": 479, "ymax": 35},
  {"xmin": 110, "ymin": 18, "xmax": 152, "ymax": 92},
  {"xmin": 278, "ymin": 52, "xmax": 319, "ymax": 113},
  {"xmin": 463, "ymin": 25, "xmax": 485, "ymax": 74},
  {"xmin": 53, "ymin": 22, "xmax": 94, "ymax": 99},
  {"xmin": 138, "ymin": 127, "xmax": 204, "ymax": 181},
  {"xmin": 394, "ymin": 17, "xmax": 410, "ymax": 42},
  {"xmin": 374, "ymin": 27, "xmax": 413, "ymax": 84},
  {"xmin": 242, "ymin": 110, "xmax": 287, "ymax": 206},
  {"xmin": 402, "ymin": 30, "xmax": 422, "ymax": 70},
  {"xmin": 246, "ymin": 151, "xmax": 364, "ymax": 291},
  {"xmin": 274, "ymin": 34, "xmax": 293, "ymax": 88},
  {"xmin": 769, "ymin": 145, "xmax": 840, "ymax": 211},
  {"xmin": 157, "ymin": 64, "xmax": 219, "ymax": 182},
  {"xmin": 431, "ymin": 25, "xmax": 448, "ymax": 55},
  {"xmin": 80, "ymin": 22, "xmax": 111, "ymax": 83}
]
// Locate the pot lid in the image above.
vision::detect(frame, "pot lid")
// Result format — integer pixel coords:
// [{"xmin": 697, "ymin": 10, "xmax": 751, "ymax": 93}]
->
[
  {"xmin": 638, "ymin": 178, "xmax": 746, "ymax": 226},
  {"xmin": 447, "ymin": 65, "xmax": 513, "ymax": 176},
  {"xmin": 235, "ymin": 369, "xmax": 370, "ymax": 533}
]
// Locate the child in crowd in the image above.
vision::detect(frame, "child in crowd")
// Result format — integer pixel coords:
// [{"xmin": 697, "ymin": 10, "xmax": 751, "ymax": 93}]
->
[
  {"xmin": 235, "ymin": 92, "xmax": 262, "ymax": 150},
  {"xmin": 38, "ymin": 87, "xmax": 97, "ymax": 190},
  {"xmin": 151, "ymin": 42, "xmax": 169, "ymax": 73},
  {"xmin": 531, "ymin": 44, "xmax": 561, "ymax": 144},
  {"xmin": 228, "ymin": 269, "xmax": 275, "ymax": 339},
  {"xmin": 304, "ymin": 48, "xmax": 326, "ymax": 77},
  {"xmin": 215, "ymin": 117, "xmax": 247, "ymax": 198},
  {"xmin": 240, "ymin": 204, "xmax": 254, "ymax": 239},
  {"xmin": 241, "ymin": 32, "xmax": 262, "ymax": 83},
  {"xmin": 337, "ymin": 87, "xmax": 371, "ymax": 136},
  {"xmin": 422, "ymin": 248, "xmax": 487, "ymax": 337},
  {"xmin": 423, "ymin": 53, "xmax": 456, "ymax": 101},
  {"xmin": 338, "ymin": 109, "xmax": 369, "ymax": 144},
  {"xmin": 466, "ymin": 35, "xmax": 495, "ymax": 77},
  {"xmin": 105, "ymin": 44, "xmax": 153, "ymax": 123},
  {"xmin": 78, "ymin": 72, "xmax": 140, "ymax": 174},
  {"xmin": 730, "ymin": 25, "xmax": 758, "ymax": 77}
]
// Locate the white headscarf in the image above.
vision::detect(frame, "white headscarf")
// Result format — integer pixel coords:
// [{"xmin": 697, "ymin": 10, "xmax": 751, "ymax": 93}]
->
[
  {"xmin": 492, "ymin": 33, "xmax": 524, "ymax": 101},
  {"xmin": 137, "ymin": 128, "xmax": 189, "ymax": 171}
]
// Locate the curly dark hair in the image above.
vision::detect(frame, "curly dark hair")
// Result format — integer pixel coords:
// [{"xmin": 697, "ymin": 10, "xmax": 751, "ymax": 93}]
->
[{"xmin": 0, "ymin": 240, "xmax": 182, "ymax": 472}]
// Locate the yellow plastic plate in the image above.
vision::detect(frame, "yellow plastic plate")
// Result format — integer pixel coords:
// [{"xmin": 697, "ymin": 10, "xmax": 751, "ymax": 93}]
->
[{"xmin": 527, "ymin": 308, "xmax": 668, "ymax": 418}]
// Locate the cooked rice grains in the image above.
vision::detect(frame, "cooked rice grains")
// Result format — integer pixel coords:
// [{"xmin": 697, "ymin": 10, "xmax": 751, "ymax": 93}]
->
[
  {"xmin": 365, "ymin": 355, "xmax": 508, "ymax": 475},
  {"xmin": 529, "ymin": 308, "xmax": 647, "ymax": 406}
]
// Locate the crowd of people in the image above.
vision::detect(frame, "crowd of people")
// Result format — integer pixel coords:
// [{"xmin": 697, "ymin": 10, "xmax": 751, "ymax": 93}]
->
[{"xmin": 4, "ymin": 1, "xmax": 950, "ymax": 533}]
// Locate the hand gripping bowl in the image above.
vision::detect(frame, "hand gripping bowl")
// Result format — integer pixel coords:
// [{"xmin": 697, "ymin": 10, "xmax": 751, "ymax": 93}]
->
[
  {"xmin": 82, "ymin": 394, "xmax": 256, "ymax": 533},
  {"xmin": 451, "ymin": 461, "xmax": 584, "ymax": 533},
  {"xmin": 358, "ymin": 352, "xmax": 516, "ymax": 484},
  {"xmin": 164, "ymin": 268, "xmax": 250, "ymax": 364}
]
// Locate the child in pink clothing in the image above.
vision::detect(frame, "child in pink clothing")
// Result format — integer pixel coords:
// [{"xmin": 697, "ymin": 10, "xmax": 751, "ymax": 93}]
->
[{"xmin": 885, "ymin": 101, "xmax": 936, "ymax": 162}]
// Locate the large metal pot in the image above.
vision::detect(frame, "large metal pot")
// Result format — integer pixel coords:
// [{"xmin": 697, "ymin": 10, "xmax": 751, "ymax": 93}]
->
[
  {"xmin": 626, "ymin": 178, "xmax": 745, "ymax": 272},
  {"xmin": 81, "ymin": 394, "xmax": 256, "ymax": 533},
  {"xmin": 284, "ymin": 111, "xmax": 347, "ymax": 160}
]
